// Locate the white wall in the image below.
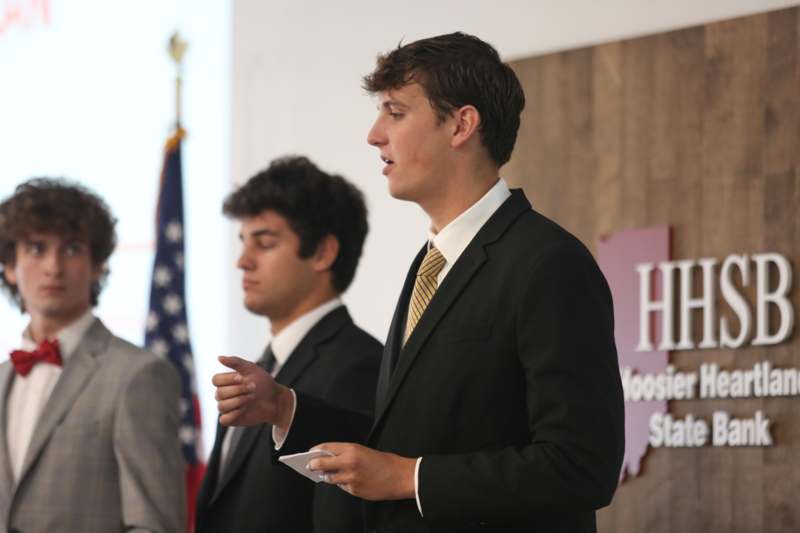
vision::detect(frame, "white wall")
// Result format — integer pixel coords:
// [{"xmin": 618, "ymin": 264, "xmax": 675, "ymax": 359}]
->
[{"xmin": 228, "ymin": 0, "xmax": 800, "ymax": 354}]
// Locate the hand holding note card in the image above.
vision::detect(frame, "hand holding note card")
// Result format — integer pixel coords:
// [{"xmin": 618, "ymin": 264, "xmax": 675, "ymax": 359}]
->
[{"xmin": 278, "ymin": 449, "xmax": 335, "ymax": 483}]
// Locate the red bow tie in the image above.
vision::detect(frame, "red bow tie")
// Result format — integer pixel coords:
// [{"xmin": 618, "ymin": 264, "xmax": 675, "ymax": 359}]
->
[{"xmin": 10, "ymin": 339, "xmax": 63, "ymax": 377}]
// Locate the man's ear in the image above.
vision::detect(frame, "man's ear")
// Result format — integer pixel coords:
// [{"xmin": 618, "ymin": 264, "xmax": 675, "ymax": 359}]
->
[
  {"xmin": 90, "ymin": 262, "xmax": 104, "ymax": 284},
  {"xmin": 3, "ymin": 262, "xmax": 16, "ymax": 286},
  {"xmin": 312, "ymin": 235, "xmax": 340, "ymax": 272},
  {"xmin": 450, "ymin": 104, "xmax": 482, "ymax": 149}
]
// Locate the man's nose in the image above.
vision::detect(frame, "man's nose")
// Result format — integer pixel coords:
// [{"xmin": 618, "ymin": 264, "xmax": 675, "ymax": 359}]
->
[
  {"xmin": 366, "ymin": 118, "xmax": 385, "ymax": 147},
  {"xmin": 43, "ymin": 250, "xmax": 64, "ymax": 276},
  {"xmin": 236, "ymin": 249, "xmax": 253, "ymax": 270}
]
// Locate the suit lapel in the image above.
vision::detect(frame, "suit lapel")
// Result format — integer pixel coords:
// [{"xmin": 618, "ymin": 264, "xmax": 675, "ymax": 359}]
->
[
  {"xmin": 0, "ymin": 365, "xmax": 15, "ymax": 499},
  {"xmin": 370, "ymin": 190, "xmax": 531, "ymax": 437},
  {"xmin": 209, "ymin": 306, "xmax": 352, "ymax": 503},
  {"xmin": 370, "ymin": 245, "xmax": 487, "ymax": 435},
  {"xmin": 375, "ymin": 249, "xmax": 423, "ymax": 415},
  {"xmin": 15, "ymin": 319, "xmax": 108, "ymax": 489},
  {"xmin": 274, "ymin": 306, "xmax": 351, "ymax": 387},
  {"xmin": 210, "ymin": 424, "xmax": 264, "ymax": 504},
  {"xmin": 198, "ymin": 421, "xmax": 227, "ymax": 510}
]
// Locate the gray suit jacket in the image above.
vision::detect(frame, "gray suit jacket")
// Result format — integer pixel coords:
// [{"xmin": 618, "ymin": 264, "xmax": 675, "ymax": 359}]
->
[{"xmin": 0, "ymin": 319, "xmax": 186, "ymax": 533}]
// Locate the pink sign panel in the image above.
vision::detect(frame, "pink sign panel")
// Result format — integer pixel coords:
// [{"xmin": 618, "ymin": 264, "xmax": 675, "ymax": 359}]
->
[{"xmin": 597, "ymin": 226, "xmax": 671, "ymax": 481}]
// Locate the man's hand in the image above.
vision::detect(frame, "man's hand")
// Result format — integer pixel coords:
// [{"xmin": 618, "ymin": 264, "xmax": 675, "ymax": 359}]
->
[
  {"xmin": 213, "ymin": 355, "xmax": 294, "ymax": 430},
  {"xmin": 307, "ymin": 443, "xmax": 417, "ymax": 501}
]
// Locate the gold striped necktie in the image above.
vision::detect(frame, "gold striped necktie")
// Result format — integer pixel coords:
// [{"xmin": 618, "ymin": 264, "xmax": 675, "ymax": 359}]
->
[{"xmin": 404, "ymin": 246, "xmax": 446, "ymax": 344}]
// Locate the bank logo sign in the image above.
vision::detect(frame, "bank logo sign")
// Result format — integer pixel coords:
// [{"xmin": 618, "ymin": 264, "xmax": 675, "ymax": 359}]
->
[{"xmin": 596, "ymin": 227, "xmax": 795, "ymax": 481}]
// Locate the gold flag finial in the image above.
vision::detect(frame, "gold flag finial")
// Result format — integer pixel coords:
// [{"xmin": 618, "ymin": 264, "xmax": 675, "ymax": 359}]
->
[
  {"xmin": 168, "ymin": 31, "xmax": 188, "ymax": 66},
  {"xmin": 168, "ymin": 31, "xmax": 188, "ymax": 129}
]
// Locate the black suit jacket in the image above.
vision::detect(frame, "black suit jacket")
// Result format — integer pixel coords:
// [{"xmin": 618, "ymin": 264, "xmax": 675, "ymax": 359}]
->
[
  {"xmin": 283, "ymin": 190, "xmax": 625, "ymax": 533},
  {"xmin": 195, "ymin": 306, "xmax": 382, "ymax": 533}
]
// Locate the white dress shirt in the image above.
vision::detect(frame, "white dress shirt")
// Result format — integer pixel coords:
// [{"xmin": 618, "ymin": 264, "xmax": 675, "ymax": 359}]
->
[
  {"xmin": 220, "ymin": 298, "xmax": 343, "ymax": 472},
  {"xmin": 7, "ymin": 310, "xmax": 96, "ymax": 482},
  {"xmin": 412, "ymin": 178, "xmax": 511, "ymax": 515},
  {"xmin": 428, "ymin": 178, "xmax": 511, "ymax": 286}
]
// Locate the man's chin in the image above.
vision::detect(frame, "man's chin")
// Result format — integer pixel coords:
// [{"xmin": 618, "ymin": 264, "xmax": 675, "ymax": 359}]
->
[
  {"xmin": 387, "ymin": 181, "xmax": 417, "ymax": 202},
  {"xmin": 36, "ymin": 303, "xmax": 90, "ymax": 322},
  {"xmin": 243, "ymin": 299, "xmax": 269, "ymax": 317}
]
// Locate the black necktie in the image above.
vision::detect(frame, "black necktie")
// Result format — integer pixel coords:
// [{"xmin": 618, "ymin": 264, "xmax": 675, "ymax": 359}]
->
[{"xmin": 260, "ymin": 345, "xmax": 277, "ymax": 374}]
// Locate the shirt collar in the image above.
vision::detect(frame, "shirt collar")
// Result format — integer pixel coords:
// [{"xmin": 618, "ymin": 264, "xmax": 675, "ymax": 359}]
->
[
  {"xmin": 270, "ymin": 298, "xmax": 343, "ymax": 368},
  {"xmin": 429, "ymin": 178, "xmax": 511, "ymax": 265},
  {"xmin": 21, "ymin": 310, "xmax": 96, "ymax": 362}
]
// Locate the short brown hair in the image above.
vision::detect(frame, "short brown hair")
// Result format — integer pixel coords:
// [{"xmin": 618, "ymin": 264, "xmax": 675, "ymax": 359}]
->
[
  {"xmin": 223, "ymin": 156, "xmax": 368, "ymax": 293},
  {"xmin": 363, "ymin": 32, "xmax": 525, "ymax": 166},
  {"xmin": 0, "ymin": 178, "xmax": 117, "ymax": 310}
]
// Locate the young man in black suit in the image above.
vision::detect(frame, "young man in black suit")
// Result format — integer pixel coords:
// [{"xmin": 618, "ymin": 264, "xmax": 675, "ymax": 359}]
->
[
  {"xmin": 195, "ymin": 156, "xmax": 382, "ymax": 532},
  {"xmin": 214, "ymin": 34, "xmax": 624, "ymax": 532}
]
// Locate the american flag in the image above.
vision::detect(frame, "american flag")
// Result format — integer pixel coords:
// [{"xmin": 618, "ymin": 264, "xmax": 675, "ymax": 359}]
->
[{"xmin": 145, "ymin": 128, "xmax": 205, "ymax": 531}]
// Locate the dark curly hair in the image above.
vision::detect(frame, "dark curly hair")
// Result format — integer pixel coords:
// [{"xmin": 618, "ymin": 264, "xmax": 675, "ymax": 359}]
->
[
  {"xmin": 363, "ymin": 32, "xmax": 525, "ymax": 167},
  {"xmin": 223, "ymin": 156, "xmax": 368, "ymax": 293},
  {"xmin": 0, "ymin": 178, "xmax": 117, "ymax": 310}
]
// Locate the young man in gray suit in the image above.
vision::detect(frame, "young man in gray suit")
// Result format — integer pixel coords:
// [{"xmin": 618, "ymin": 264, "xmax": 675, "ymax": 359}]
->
[
  {"xmin": 214, "ymin": 33, "xmax": 624, "ymax": 533},
  {"xmin": 195, "ymin": 156, "xmax": 381, "ymax": 532},
  {"xmin": 0, "ymin": 178, "xmax": 185, "ymax": 532}
]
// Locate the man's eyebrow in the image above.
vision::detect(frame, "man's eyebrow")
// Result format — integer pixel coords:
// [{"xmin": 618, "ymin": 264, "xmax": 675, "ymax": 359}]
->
[
  {"xmin": 380, "ymin": 100, "xmax": 409, "ymax": 111},
  {"xmin": 239, "ymin": 228, "xmax": 279, "ymax": 241}
]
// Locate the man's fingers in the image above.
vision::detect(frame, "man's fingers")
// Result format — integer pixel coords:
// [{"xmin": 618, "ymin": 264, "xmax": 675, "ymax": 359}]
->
[
  {"xmin": 219, "ymin": 407, "xmax": 245, "ymax": 426},
  {"xmin": 217, "ymin": 394, "xmax": 254, "ymax": 414},
  {"xmin": 311, "ymin": 442, "xmax": 351, "ymax": 455},
  {"xmin": 307, "ymin": 455, "xmax": 341, "ymax": 473},
  {"xmin": 218, "ymin": 355, "xmax": 251, "ymax": 372},
  {"xmin": 212, "ymin": 371, "xmax": 242, "ymax": 387},
  {"xmin": 324, "ymin": 470, "xmax": 353, "ymax": 485},
  {"xmin": 307, "ymin": 443, "xmax": 362, "ymax": 473},
  {"xmin": 215, "ymin": 383, "xmax": 255, "ymax": 401}
]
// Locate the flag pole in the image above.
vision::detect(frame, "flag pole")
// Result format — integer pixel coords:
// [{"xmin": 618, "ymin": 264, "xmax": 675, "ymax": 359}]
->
[
  {"xmin": 168, "ymin": 32, "xmax": 188, "ymax": 132},
  {"xmin": 152, "ymin": 31, "xmax": 204, "ymax": 533},
  {"xmin": 157, "ymin": 32, "xmax": 188, "ymax": 224}
]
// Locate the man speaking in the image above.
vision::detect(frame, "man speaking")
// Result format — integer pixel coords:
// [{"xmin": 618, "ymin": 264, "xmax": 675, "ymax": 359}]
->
[{"xmin": 214, "ymin": 33, "xmax": 624, "ymax": 533}]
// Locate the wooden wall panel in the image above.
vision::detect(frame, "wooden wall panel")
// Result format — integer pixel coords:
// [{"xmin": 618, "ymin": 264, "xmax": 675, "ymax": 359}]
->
[{"xmin": 504, "ymin": 7, "xmax": 800, "ymax": 533}]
